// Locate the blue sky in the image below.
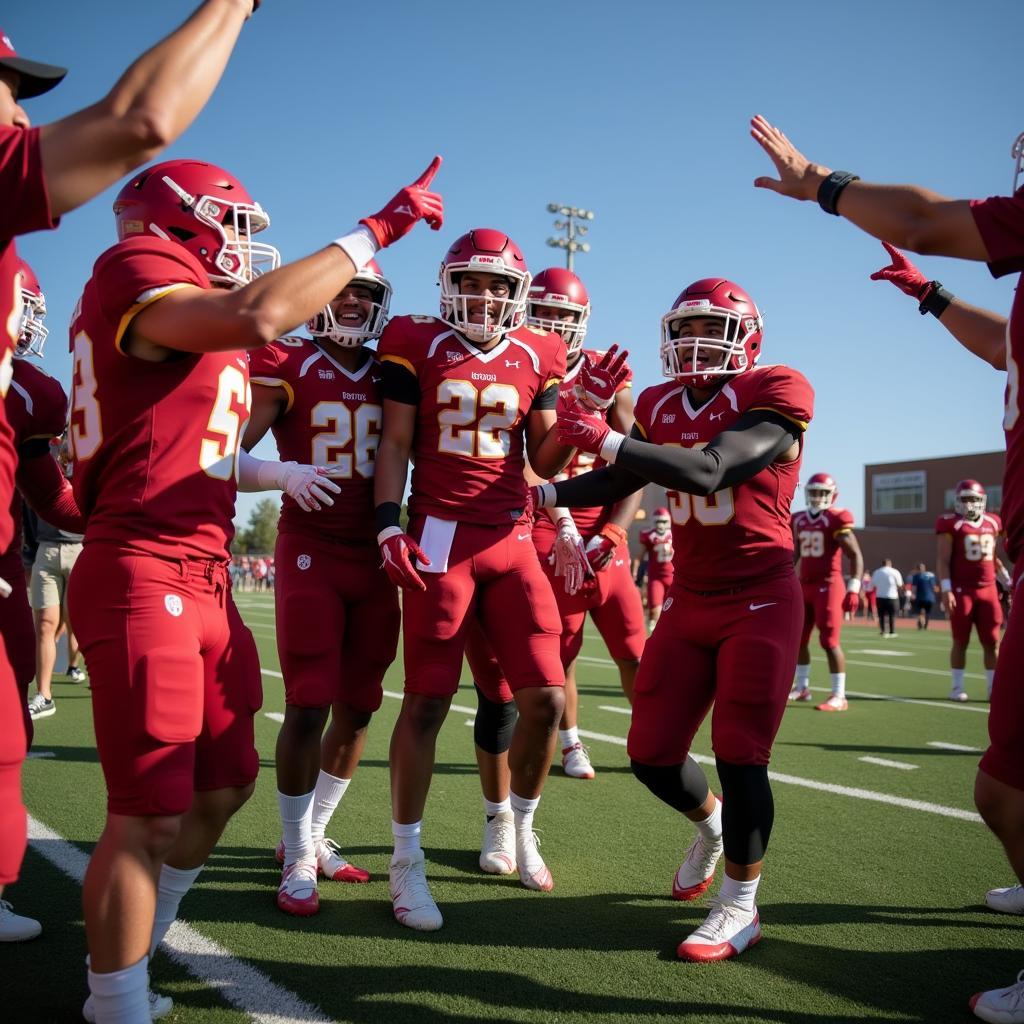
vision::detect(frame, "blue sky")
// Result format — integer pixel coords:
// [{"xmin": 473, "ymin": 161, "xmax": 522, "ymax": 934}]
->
[{"xmin": 8, "ymin": 0, "xmax": 1021, "ymax": 529}]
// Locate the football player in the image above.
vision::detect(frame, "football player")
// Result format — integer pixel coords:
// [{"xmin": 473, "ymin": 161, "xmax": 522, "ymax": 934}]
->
[
  {"xmin": 638, "ymin": 507, "xmax": 674, "ymax": 630},
  {"xmin": 751, "ymin": 112, "xmax": 1024, "ymax": 1021},
  {"xmin": 789, "ymin": 473, "xmax": 863, "ymax": 711},
  {"xmin": 935, "ymin": 481, "xmax": 1008, "ymax": 702},
  {"xmin": 536, "ymin": 277, "xmax": 813, "ymax": 961},
  {"xmin": 243, "ymin": 260, "xmax": 398, "ymax": 916},
  {"xmin": 0, "ymin": 1, "xmax": 263, "ymax": 949},
  {"xmin": 67, "ymin": 156, "xmax": 441, "ymax": 1020},
  {"xmin": 374, "ymin": 230, "xmax": 614, "ymax": 931}
]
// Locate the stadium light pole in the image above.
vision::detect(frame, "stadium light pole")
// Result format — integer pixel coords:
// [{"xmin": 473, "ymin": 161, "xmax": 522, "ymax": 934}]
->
[{"xmin": 546, "ymin": 203, "xmax": 594, "ymax": 272}]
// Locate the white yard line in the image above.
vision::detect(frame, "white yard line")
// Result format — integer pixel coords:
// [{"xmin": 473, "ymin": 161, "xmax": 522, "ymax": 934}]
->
[
  {"xmin": 27, "ymin": 816, "xmax": 335, "ymax": 1024},
  {"xmin": 264, "ymin": 711, "xmax": 285, "ymax": 723},
  {"xmin": 851, "ymin": 649, "xmax": 914, "ymax": 657},
  {"xmin": 858, "ymin": 756, "xmax": 919, "ymax": 771},
  {"xmin": 928, "ymin": 741, "xmax": 982, "ymax": 753}
]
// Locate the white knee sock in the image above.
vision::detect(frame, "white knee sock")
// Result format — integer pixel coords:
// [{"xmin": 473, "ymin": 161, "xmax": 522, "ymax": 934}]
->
[
  {"xmin": 150, "ymin": 863, "xmax": 202, "ymax": 956},
  {"xmin": 986, "ymin": 670, "xmax": 996, "ymax": 699},
  {"xmin": 719, "ymin": 873, "xmax": 760, "ymax": 913},
  {"xmin": 309, "ymin": 772, "xmax": 350, "ymax": 846},
  {"xmin": 694, "ymin": 797, "xmax": 722, "ymax": 842},
  {"xmin": 951, "ymin": 669, "xmax": 966, "ymax": 691},
  {"xmin": 510, "ymin": 791, "xmax": 540, "ymax": 834},
  {"xmin": 87, "ymin": 955, "xmax": 150, "ymax": 1024},
  {"xmin": 793, "ymin": 664, "xmax": 811, "ymax": 690},
  {"xmin": 483, "ymin": 796, "xmax": 511, "ymax": 818},
  {"xmin": 277, "ymin": 790, "xmax": 315, "ymax": 865},
  {"xmin": 830, "ymin": 672, "xmax": 846, "ymax": 699},
  {"xmin": 392, "ymin": 820, "xmax": 422, "ymax": 859},
  {"xmin": 558, "ymin": 726, "xmax": 580, "ymax": 749}
]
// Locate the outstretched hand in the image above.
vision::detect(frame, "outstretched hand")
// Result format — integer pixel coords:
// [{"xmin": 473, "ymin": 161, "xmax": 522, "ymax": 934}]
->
[
  {"xmin": 361, "ymin": 156, "xmax": 444, "ymax": 249},
  {"xmin": 870, "ymin": 241, "xmax": 930, "ymax": 300},
  {"xmin": 750, "ymin": 115, "xmax": 830, "ymax": 202},
  {"xmin": 574, "ymin": 345, "xmax": 630, "ymax": 412}
]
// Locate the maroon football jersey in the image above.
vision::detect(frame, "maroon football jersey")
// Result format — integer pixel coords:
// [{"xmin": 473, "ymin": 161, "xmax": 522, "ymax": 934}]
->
[
  {"xmin": 249, "ymin": 336, "xmax": 382, "ymax": 542},
  {"xmin": 378, "ymin": 315, "xmax": 565, "ymax": 524},
  {"xmin": 936, "ymin": 511, "xmax": 1002, "ymax": 590},
  {"xmin": 639, "ymin": 527, "xmax": 675, "ymax": 580},
  {"xmin": 3, "ymin": 359, "xmax": 68, "ymax": 557},
  {"xmin": 0, "ymin": 125, "xmax": 58, "ymax": 552},
  {"xmin": 792, "ymin": 506, "xmax": 855, "ymax": 584},
  {"xmin": 632, "ymin": 365, "xmax": 813, "ymax": 589},
  {"xmin": 972, "ymin": 192, "xmax": 1024, "ymax": 564},
  {"xmin": 69, "ymin": 237, "xmax": 250, "ymax": 559}
]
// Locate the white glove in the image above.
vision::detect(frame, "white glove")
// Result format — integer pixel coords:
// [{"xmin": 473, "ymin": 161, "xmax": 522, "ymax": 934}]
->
[
  {"xmin": 0, "ymin": 575, "xmax": 11, "ymax": 598},
  {"xmin": 237, "ymin": 450, "xmax": 341, "ymax": 512},
  {"xmin": 550, "ymin": 514, "xmax": 591, "ymax": 596}
]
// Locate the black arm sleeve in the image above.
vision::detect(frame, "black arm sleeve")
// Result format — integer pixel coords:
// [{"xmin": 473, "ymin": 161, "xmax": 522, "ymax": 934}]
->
[
  {"xmin": 609, "ymin": 409, "xmax": 802, "ymax": 496},
  {"xmin": 380, "ymin": 360, "xmax": 420, "ymax": 405},
  {"xmin": 549, "ymin": 425, "xmax": 650, "ymax": 508},
  {"xmin": 530, "ymin": 382, "xmax": 559, "ymax": 411}
]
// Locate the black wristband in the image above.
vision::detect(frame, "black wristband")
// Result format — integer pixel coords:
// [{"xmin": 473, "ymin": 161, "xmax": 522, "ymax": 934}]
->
[
  {"xmin": 817, "ymin": 171, "xmax": 860, "ymax": 216},
  {"xmin": 918, "ymin": 282, "xmax": 953, "ymax": 319},
  {"xmin": 375, "ymin": 501, "xmax": 402, "ymax": 533}
]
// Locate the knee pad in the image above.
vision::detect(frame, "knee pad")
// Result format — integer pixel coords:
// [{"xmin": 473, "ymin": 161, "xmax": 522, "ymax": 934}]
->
[
  {"xmin": 715, "ymin": 758, "xmax": 774, "ymax": 865},
  {"xmin": 630, "ymin": 756, "xmax": 709, "ymax": 814},
  {"xmin": 473, "ymin": 683, "xmax": 518, "ymax": 754}
]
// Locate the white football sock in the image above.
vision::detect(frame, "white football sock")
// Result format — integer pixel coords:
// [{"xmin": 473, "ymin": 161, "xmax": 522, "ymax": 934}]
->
[
  {"xmin": 510, "ymin": 791, "xmax": 540, "ymax": 834},
  {"xmin": 793, "ymin": 664, "xmax": 811, "ymax": 690},
  {"xmin": 720, "ymin": 873, "xmax": 760, "ymax": 913},
  {"xmin": 310, "ymin": 771, "xmax": 350, "ymax": 845},
  {"xmin": 830, "ymin": 672, "xmax": 846, "ymax": 699},
  {"xmin": 87, "ymin": 955, "xmax": 150, "ymax": 1024},
  {"xmin": 951, "ymin": 669, "xmax": 966, "ymax": 691},
  {"xmin": 694, "ymin": 797, "xmax": 722, "ymax": 842},
  {"xmin": 986, "ymin": 670, "xmax": 996, "ymax": 699},
  {"xmin": 558, "ymin": 726, "xmax": 580, "ymax": 749},
  {"xmin": 277, "ymin": 790, "xmax": 315, "ymax": 865},
  {"xmin": 510, "ymin": 792, "xmax": 545, "ymax": 875},
  {"xmin": 392, "ymin": 820, "xmax": 422, "ymax": 859},
  {"xmin": 483, "ymin": 796, "xmax": 511, "ymax": 818},
  {"xmin": 150, "ymin": 863, "xmax": 202, "ymax": 956}
]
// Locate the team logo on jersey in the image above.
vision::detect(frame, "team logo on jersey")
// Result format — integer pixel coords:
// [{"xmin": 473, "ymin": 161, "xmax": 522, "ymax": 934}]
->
[
  {"xmin": 445, "ymin": 350, "xmax": 464, "ymax": 364},
  {"xmin": 710, "ymin": 411, "xmax": 726, "ymax": 422},
  {"xmin": 318, "ymin": 369, "xmax": 335, "ymax": 380},
  {"xmin": 505, "ymin": 359, "xmax": 521, "ymax": 369},
  {"xmin": 661, "ymin": 413, "xmax": 676, "ymax": 424},
  {"xmin": 297, "ymin": 554, "xmax": 312, "ymax": 570},
  {"xmin": 662, "ymin": 597, "xmax": 674, "ymax": 612},
  {"xmin": 164, "ymin": 595, "xmax": 184, "ymax": 617}
]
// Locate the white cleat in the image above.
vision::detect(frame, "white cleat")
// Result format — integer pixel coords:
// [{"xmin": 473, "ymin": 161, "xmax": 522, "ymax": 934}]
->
[
  {"xmin": 83, "ymin": 982, "xmax": 173, "ymax": 1022},
  {"xmin": 562, "ymin": 742, "xmax": 596, "ymax": 779},
  {"xmin": 815, "ymin": 695, "xmax": 848, "ymax": 712},
  {"xmin": 970, "ymin": 969, "xmax": 1024, "ymax": 1023},
  {"xmin": 677, "ymin": 899, "xmax": 762, "ymax": 962},
  {"xmin": 276, "ymin": 858, "xmax": 319, "ymax": 916},
  {"xmin": 986, "ymin": 885, "xmax": 1024, "ymax": 915},
  {"xmin": 672, "ymin": 831, "xmax": 723, "ymax": 902},
  {"xmin": 516, "ymin": 829, "xmax": 553, "ymax": 892},
  {"xmin": 479, "ymin": 810, "xmax": 516, "ymax": 875},
  {"xmin": 950, "ymin": 688, "xmax": 970, "ymax": 703},
  {"xmin": 390, "ymin": 852, "xmax": 443, "ymax": 931},
  {"xmin": 787, "ymin": 686, "xmax": 813, "ymax": 702},
  {"xmin": 0, "ymin": 900, "xmax": 40, "ymax": 941}
]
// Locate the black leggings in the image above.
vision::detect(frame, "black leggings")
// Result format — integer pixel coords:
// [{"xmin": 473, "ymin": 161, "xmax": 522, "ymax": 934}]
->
[{"xmin": 877, "ymin": 597, "xmax": 897, "ymax": 634}]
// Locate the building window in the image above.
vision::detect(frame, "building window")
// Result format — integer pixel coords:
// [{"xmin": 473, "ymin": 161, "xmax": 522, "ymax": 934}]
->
[{"xmin": 872, "ymin": 471, "xmax": 926, "ymax": 515}]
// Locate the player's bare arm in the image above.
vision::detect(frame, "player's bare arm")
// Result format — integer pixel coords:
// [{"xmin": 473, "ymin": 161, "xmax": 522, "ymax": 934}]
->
[
  {"xmin": 39, "ymin": 0, "xmax": 257, "ymax": 218},
  {"xmin": 937, "ymin": 530, "xmax": 956, "ymax": 613},
  {"xmin": 750, "ymin": 114, "xmax": 988, "ymax": 260},
  {"xmin": 526, "ymin": 407, "xmax": 575, "ymax": 479},
  {"xmin": 241, "ymin": 384, "xmax": 287, "ymax": 451},
  {"xmin": 870, "ymin": 242, "xmax": 1007, "ymax": 369},
  {"xmin": 838, "ymin": 529, "xmax": 865, "ymax": 586}
]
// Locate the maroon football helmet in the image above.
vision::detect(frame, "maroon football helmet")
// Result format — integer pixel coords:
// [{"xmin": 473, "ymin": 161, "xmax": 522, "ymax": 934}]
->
[
  {"xmin": 653, "ymin": 506, "xmax": 671, "ymax": 532},
  {"xmin": 15, "ymin": 257, "xmax": 47, "ymax": 358},
  {"xmin": 660, "ymin": 278, "xmax": 763, "ymax": 386},
  {"xmin": 439, "ymin": 229, "xmax": 530, "ymax": 343},
  {"xmin": 113, "ymin": 159, "xmax": 280, "ymax": 288},
  {"xmin": 954, "ymin": 479, "xmax": 986, "ymax": 521},
  {"xmin": 307, "ymin": 258, "xmax": 392, "ymax": 347},
  {"xmin": 805, "ymin": 473, "xmax": 837, "ymax": 514},
  {"xmin": 527, "ymin": 267, "xmax": 590, "ymax": 355}
]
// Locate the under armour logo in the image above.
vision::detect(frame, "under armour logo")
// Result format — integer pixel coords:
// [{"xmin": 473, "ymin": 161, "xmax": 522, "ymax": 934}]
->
[
  {"xmin": 505, "ymin": 360, "xmax": 520, "ymax": 368},
  {"xmin": 710, "ymin": 411, "xmax": 726, "ymax": 421},
  {"xmin": 393, "ymin": 204, "xmax": 414, "ymax": 217}
]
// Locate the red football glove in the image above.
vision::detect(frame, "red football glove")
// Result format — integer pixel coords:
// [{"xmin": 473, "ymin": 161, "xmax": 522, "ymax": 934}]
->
[
  {"xmin": 360, "ymin": 156, "xmax": 444, "ymax": 250},
  {"xmin": 574, "ymin": 345, "xmax": 630, "ymax": 412},
  {"xmin": 378, "ymin": 527, "xmax": 430, "ymax": 591},
  {"xmin": 585, "ymin": 522, "xmax": 628, "ymax": 572},
  {"xmin": 869, "ymin": 242, "xmax": 932, "ymax": 300},
  {"xmin": 557, "ymin": 405, "xmax": 611, "ymax": 455},
  {"xmin": 842, "ymin": 591, "xmax": 860, "ymax": 615}
]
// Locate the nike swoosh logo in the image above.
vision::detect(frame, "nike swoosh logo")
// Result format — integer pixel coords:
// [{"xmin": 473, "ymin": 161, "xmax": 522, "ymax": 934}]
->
[
  {"xmin": 517, "ymin": 533, "xmax": 530, "ymax": 541},
  {"xmin": 749, "ymin": 602, "xmax": 777, "ymax": 611},
  {"xmin": 819, "ymin": 587, "xmax": 829, "ymax": 593}
]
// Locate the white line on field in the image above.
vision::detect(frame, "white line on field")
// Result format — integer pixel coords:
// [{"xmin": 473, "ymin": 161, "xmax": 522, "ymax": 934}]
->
[
  {"xmin": 851, "ymin": 649, "xmax": 914, "ymax": 657},
  {"xmin": 928, "ymin": 741, "xmax": 982, "ymax": 753},
  {"xmin": 599, "ymin": 705, "xmax": 630, "ymax": 716},
  {"xmin": 264, "ymin": 712, "xmax": 284, "ymax": 723},
  {"xmin": 255, "ymin": 674, "xmax": 984, "ymax": 824},
  {"xmin": 858, "ymin": 756, "xmax": 919, "ymax": 771},
  {"xmin": 843, "ymin": 689, "xmax": 989, "ymax": 714},
  {"xmin": 26, "ymin": 816, "xmax": 334, "ymax": 1024}
]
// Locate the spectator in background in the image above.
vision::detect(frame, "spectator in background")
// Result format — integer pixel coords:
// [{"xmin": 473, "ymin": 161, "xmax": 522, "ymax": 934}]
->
[
  {"xmin": 910, "ymin": 562, "xmax": 939, "ymax": 629},
  {"xmin": 871, "ymin": 559, "xmax": 903, "ymax": 638},
  {"xmin": 26, "ymin": 512, "xmax": 85, "ymax": 720}
]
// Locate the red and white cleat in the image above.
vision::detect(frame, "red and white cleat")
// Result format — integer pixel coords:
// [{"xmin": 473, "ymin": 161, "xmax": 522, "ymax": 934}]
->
[
  {"xmin": 316, "ymin": 838, "xmax": 370, "ymax": 883},
  {"xmin": 677, "ymin": 900, "xmax": 762, "ymax": 962},
  {"xmin": 787, "ymin": 686, "xmax": 813, "ymax": 702},
  {"xmin": 672, "ymin": 831, "xmax": 723, "ymax": 901},
  {"xmin": 970, "ymin": 969, "xmax": 1024, "ymax": 1022},
  {"xmin": 277, "ymin": 858, "xmax": 319, "ymax": 916},
  {"xmin": 390, "ymin": 851, "xmax": 443, "ymax": 931},
  {"xmin": 562, "ymin": 742, "xmax": 596, "ymax": 779},
  {"xmin": 516, "ymin": 829, "xmax": 554, "ymax": 892},
  {"xmin": 815, "ymin": 695, "xmax": 848, "ymax": 712}
]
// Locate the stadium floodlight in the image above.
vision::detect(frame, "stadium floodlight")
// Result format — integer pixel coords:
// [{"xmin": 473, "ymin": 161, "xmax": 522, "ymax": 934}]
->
[{"xmin": 545, "ymin": 203, "xmax": 595, "ymax": 272}]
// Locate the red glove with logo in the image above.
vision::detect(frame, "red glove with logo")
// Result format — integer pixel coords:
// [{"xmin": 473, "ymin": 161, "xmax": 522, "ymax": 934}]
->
[
  {"xmin": 574, "ymin": 345, "xmax": 630, "ymax": 412},
  {"xmin": 585, "ymin": 522, "xmax": 628, "ymax": 572},
  {"xmin": 842, "ymin": 591, "xmax": 860, "ymax": 615},
  {"xmin": 378, "ymin": 527, "xmax": 430, "ymax": 591},
  {"xmin": 557, "ymin": 404, "xmax": 611, "ymax": 455},
  {"xmin": 361, "ymin": 156, "xmax": 444, "ymax": 249},
  {"xmin": 869, "ymin": 242, "xmax": 932, "ymax": 300}
]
